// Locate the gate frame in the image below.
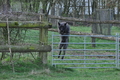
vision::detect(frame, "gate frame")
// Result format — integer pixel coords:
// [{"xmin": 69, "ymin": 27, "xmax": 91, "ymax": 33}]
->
[{"xmin": 52, "ymin": 33, "xmax": 120, "ymax": 69}]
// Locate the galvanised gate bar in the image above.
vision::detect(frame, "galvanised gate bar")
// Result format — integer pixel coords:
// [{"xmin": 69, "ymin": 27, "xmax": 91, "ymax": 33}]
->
[{"xmin": 52, "ymin": 34, "xmax": 120, "ymax": 68}]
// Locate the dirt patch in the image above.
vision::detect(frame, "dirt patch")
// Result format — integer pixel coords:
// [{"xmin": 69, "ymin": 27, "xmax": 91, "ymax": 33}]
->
[{"xmin": 67, "ymin": 51, "xmax": 116, "ymax": 59}]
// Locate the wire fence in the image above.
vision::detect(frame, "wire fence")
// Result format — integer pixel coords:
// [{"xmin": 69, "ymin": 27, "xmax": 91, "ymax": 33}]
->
[
  {"xmin": 52, "ymin": 33, "xmax": 120, "ymax": 69},
  {"xmin": 0, "ymin": 28, "xmax": 40, "ymax": 61},
  {"xmin": 0, "ymin": 28, "xmax": 39, "ymax": 47}
]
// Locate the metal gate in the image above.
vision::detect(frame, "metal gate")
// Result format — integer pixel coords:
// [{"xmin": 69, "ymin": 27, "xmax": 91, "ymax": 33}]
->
[{"xmin": 52, "ymin": 34, "xmax": 120, "ymax": 68}]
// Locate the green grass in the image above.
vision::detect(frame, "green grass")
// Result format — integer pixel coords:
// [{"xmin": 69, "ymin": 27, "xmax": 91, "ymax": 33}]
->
[
  {"xmin": 70, "ymin": 26, "xmax": 91, "ymax": 33},
  {"xmin": 70, "ymin": 25, "xmax": 120, "ymax": 35},
  {"xmin": 0, "ymin": 63, "xmax": 120, "ymax": 80},
  {"xmin": 0, "ymin": 60, "xmax": 120, "ymax": 80},
  {"xmin": 0, "ymin": 26, "xmax": 120, "ymax": 80},
  {"xmin": 112, "ymin": 26, "xmax": 120, "ymax": 35}
]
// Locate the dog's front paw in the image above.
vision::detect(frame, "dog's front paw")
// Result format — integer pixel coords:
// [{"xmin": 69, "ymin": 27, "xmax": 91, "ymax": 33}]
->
[{"xmin": 58, "ymin": 56, "xmax": 60, "ymax": 58}]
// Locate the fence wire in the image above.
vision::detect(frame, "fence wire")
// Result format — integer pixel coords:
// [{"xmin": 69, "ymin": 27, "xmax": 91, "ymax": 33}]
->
[
  {"xmin": 0, "ymin": 28, "xmax": 39, "ymax": 46},
  {"xmin": 0, "ymin": 27, "xmax": 40, "ymax": 63}
]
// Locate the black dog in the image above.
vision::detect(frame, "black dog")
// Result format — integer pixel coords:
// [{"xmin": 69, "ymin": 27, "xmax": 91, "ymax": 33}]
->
[{"xmin": 58, "ymin": 22, "xmax": 70, "ymax": 59}]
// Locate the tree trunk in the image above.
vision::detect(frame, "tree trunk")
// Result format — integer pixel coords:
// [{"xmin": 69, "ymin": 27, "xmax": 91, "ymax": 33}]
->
[{"xmin": 92, "ymin": 0, "xmax": 98, "ymax": 14}]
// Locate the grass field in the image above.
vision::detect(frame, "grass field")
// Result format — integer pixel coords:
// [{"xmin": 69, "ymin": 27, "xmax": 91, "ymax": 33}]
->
[{"xmin": 0, "ymin": 26, "xmax": 120, "ymax": 80}]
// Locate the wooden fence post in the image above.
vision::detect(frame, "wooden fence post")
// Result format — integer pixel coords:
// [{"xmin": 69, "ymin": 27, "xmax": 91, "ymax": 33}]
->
[{"xmin": 39, "ymin": 27, "xmax": 48, "ymax": 64}]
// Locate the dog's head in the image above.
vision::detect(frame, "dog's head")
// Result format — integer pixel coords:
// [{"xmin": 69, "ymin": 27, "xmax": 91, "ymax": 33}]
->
[{"xmin": 58, "ymin": 22, "xmax": 67, "ymax": 35}]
